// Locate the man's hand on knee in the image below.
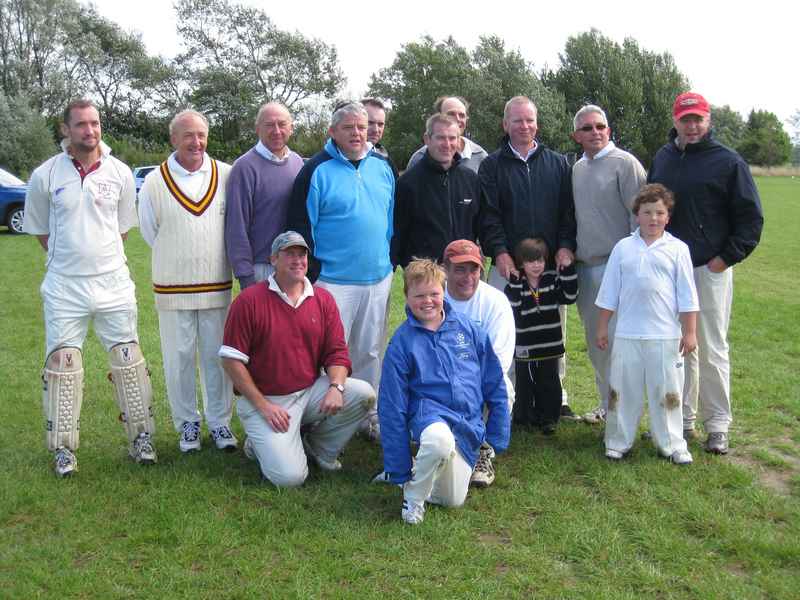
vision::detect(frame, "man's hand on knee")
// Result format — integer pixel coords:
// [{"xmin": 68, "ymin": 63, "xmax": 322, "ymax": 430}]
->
[
  {"xmin": 260, "ymin": 401, "xmax": 291, "ymax": 432},
  {"xmin": 319, "ymin": 386, "xmax": 344, "ymax": 415}
]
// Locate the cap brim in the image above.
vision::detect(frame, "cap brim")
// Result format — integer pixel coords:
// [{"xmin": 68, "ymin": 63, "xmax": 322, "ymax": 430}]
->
[
  {"xmin": 674, "ymin": 108, "xmax": 709, "ymax": 120},
  {"xmin": 447, "ymin": 255, "xmax": 483, "ymax": 266}
]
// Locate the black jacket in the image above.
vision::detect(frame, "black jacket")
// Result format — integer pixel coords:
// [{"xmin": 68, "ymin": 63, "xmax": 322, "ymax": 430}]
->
[
  {"xmin": 648, "ymin": 130, "xmax": 763, "ymax": 267},
  {"xmin": 479, "ymin": 138, "xmax": 576, "ymax": 263},
  {"xmin": 391, "ymin": 152, "xmax": 480, "ymax": 268}
]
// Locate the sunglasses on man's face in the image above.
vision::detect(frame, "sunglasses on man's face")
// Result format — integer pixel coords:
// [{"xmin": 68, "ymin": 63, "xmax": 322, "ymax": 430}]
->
[{"xmin": 579, "ymin": 123, "xmax": 608, "ymax": 132}]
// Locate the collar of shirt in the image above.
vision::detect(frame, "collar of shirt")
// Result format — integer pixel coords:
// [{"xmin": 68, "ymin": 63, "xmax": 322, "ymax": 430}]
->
[
  {"xmin": 507, "ymin": 140, "xmax": 537, "ymax": 161},
  {"xmin": 268, "ymin": 274, "xmax": 314, "ymax": 308},
  {"xmin": 255, "ymin": 140, "xmax": 289, "ymax": 163},
  {"xmin": 167, "ymin": 152, "xmax": 210, "ymax": 177},
  {"xmin": 632, "ymin": 227, "xmax": 674, "ymax": 248},
  {"xmin": 581, "ymin": 140, "xmax": 616, "ymax": 162}
]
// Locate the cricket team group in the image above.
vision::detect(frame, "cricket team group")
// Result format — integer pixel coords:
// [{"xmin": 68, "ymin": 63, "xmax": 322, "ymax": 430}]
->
[{"xmin": 23, "ymin": 89, "xmax": 763, "ymax": 524}]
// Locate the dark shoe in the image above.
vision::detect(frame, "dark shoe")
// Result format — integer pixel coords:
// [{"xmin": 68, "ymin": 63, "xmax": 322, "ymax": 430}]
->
[
  {"xmin": 559, "ymin": 405, "xmax": 582, "ymax": 422},
  {"xmin": 540, "ymin": 422, "xmax": 557, "ymax": 436}
]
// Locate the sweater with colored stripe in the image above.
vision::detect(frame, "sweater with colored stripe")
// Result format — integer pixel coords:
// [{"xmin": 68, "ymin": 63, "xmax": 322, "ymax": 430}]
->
[
  {"xmin": 287, "ymin": 138, "xmax": 394, "ymax": 285},
  {"xmin": 141, "ymin": 155, "xmax": 232, "ymax": 310},
  {"xmin": 504, "ymin": 264, "xmax": 578, "ymax": 360}
]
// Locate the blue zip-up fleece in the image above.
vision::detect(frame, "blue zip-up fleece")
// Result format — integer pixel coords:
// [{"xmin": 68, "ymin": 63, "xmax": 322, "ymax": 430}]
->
[
  {"xmin": 287, "ymin": 139, "xmax": 395, "ymax": 284},
  {"xmin": 378, "ymin": 301, "xmax": 511, "ymax": 484}
]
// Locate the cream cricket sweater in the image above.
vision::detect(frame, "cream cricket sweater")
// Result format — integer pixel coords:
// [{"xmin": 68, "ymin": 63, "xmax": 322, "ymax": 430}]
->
[{"xmin": 142, "ymin": 157, "xmax": 232, "ymax": 310}]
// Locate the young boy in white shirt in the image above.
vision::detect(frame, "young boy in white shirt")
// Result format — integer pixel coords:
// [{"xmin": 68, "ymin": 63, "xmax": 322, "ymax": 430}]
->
[{"xmin": 595, "ymin": 184, "xmax": 699, "ymax": 464}]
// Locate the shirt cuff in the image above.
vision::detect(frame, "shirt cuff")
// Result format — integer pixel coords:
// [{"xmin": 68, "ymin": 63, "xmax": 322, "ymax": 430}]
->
[{"xmin": 219, "ymin": 345, "xmax": 249, "ymax": 363}]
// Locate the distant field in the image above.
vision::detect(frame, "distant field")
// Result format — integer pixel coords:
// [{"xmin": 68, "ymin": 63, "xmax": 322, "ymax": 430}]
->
[{"xmin": 0, "ymin": 176, "xmax": 797, "ymax": 599}]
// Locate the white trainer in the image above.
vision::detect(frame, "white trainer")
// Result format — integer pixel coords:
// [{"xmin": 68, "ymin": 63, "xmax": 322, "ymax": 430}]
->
[
  {"xmin": 605, "ymin": 448, "xmax": 624, "ymax": 460},
  {"xmin": 583, "ymin": 406, "xmax": 606, "ymax": 424},
  {"xmin": 210, "ymin": 425, "xmax": 238, "ymax": 452},
  {"xmin": 670, "ymin": 449, "xmax": 694, "ymax": 465},
  {"xmin": 54, "ymin": 447, "xmax": 77, "ymax": 478},
  {"xmin": 401, "ymin": 498, "xmax": 425, "ymax": 525},
  {"xmin": 131, "ymin": 432, "xmax": 157, "ymax": 465},
  {"xmin": 179, "ymin": 421, "xmax": 201, "ymax": 453}
]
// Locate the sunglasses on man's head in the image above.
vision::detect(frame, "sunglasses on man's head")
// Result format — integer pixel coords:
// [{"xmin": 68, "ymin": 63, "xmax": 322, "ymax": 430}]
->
[{"xmin": 579, "ymin": 123, "xmax": 607, "ymax": 132}]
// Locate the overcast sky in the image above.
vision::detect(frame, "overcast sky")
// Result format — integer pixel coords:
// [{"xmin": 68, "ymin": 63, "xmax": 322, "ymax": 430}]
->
[{"xmin": 92, "ymin": 0, "xmax": 798, "ymax": 132}]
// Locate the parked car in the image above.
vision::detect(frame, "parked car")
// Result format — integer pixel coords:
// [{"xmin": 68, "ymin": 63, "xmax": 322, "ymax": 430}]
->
[
  {"xmin": 133, "ymin": 165, "xmax": 158, "ymax": 195},
  {"xmin": 0, "ymin": 167, "xmax": 28, "ymax": 234}
]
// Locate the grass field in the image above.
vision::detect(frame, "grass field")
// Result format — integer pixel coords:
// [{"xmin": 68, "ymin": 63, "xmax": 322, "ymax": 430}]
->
[{"xmin": 0, "ymin": 177, "xmax": 798, "ymax": 599}]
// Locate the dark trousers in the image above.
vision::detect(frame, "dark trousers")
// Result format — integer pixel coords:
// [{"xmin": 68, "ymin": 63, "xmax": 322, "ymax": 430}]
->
[{"xmin": 514, "ymin": 358, "xmax": 562, "ymax": 427}]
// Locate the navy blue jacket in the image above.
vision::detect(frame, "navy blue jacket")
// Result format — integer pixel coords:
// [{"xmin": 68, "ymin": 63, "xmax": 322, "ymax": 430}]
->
[
  {"xmin": 648, "ymin": 131, "xmax": 763, "ymax": 267},
  {"xmin": 391, "ymin": 152, "xmax": 480, "ymax": 268},
  {"xmin": 378, "ymin": 302, "xmax": 511, "ymax": 484},
  {"xmin": 479, "ymin": 138, "xmax": 576, "ymax": 262}
]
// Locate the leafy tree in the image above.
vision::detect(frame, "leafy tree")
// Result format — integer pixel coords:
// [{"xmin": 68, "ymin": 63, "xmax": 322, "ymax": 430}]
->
[
  {"xmin": 710, "ymin": 105, "xmax": 745, "ymax": 149},
  {"xmin": 368, "ymin": 35, "xmax": 569, "ymax": 167},
  {"xmin": 174, "ymin": 0, "xmax": 344, "ymax": 143},
  {"xmin": 0, "ymin": 0, "xmax": 82, "ymax": 115},
  {"xmin": 738, "ymin": 109, "xmax": 791, "ymax": 166},
  {"xmin": 67, "ymin": 6, "xmax": 153, "ymax": 135},
  {"xmin": 545, "ymin": 29, "xmax": 688, "ymax": 166},
  {"xmin": 368, "ymin": 36, "xmax": 472, "ymax": 165},
  {"xmin": 0, "ymin": 92, "xmax": 56, "ymax": 178}
]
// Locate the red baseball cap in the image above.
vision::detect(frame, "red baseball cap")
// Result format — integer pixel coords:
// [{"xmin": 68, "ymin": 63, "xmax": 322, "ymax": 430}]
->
[
  {"xmin": 443, "ymin": 239, "xmax": 483, "ymax": 267},
  {"xmin": 673, "ymin": 92, "xmax": 710, "ymax": 119}
]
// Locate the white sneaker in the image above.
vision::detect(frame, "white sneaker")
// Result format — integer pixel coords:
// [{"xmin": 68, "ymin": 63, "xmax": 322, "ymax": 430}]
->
[
  {"xmin": 179, "ymin": 421, "xmax": 201, "ymax": 453},
  {"xmin": 303, "ymin": 435, "xmax": 342, "ymax": 471},
  {"xmin": 670, "ymin": 449, "xmax": 693, "ymax": 465},
  {"xmin": 605, "ymin": 448, "xmax": 624, "ymax": 460},
  {"xmin": 210, "ymin": 425, "xmax": 238, "ymax": 452},
  {"xmin": 470, "ymin": 443, "xmax": 496, "ymax": 488},
  {"xmin": 359, "ymin": 414, "xmax": 381, "ymax": 443},
  {"xmin": 401, "ymin": 498, "xmax": 425, "ymax": 525},
  {"xmin": 583, "ymin": 406, "xmax": 606, "ymax": 424},
  {"xmin": 131, "ymin": 432, "xmax": 157, "ymax": 465},
  {"xmin": 54, "ymin": 447, "xmax": 77, "ymax": 478}
]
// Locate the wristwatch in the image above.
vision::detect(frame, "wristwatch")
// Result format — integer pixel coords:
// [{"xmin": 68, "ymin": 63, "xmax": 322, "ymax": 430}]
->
[{"xmin": 329, "ymin": 383, "xmax": 345, "ymax": 394}]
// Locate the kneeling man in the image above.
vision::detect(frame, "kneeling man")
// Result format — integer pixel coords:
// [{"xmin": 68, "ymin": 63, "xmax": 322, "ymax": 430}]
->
[
  {"xmin": 379, "ymin": 259, "xmax": 510, "ymax": 524},
  {"xmin": 220, "ymin": 231, "xmax": 375, "ymax": 487}
]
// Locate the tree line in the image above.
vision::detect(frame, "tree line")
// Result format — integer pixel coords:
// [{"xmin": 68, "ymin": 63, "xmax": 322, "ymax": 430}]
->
[{"xmin": 0, "ymin": 0, "xmax": 794, "ymax": 178}]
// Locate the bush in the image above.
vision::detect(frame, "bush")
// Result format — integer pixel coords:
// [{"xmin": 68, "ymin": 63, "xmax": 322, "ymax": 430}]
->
[{"xmin": 0, "ymin": 93, "xmax": 58, "ymax": 178}]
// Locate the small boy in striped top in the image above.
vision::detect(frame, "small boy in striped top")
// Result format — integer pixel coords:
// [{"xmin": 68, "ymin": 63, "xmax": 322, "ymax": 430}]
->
[{"xmin": 505, "ymin": 238, "xmax": 578, "ymax": 434}]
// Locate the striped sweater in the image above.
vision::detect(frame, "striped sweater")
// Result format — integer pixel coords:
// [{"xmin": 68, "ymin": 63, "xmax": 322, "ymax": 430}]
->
[
  {"xmin": 504, "ymin": 264, "xmax": 578, "ymax": 360},
  {"xmin": 142, "ymin": 158, "xmax": 233, "ymax": 310}
]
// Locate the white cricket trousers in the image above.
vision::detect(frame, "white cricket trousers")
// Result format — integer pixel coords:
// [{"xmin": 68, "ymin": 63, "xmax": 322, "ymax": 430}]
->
[
  {"xmin": 316, "ymin": 274, "xmax": 392, "ymax": 393},
  {"xmin": 488, "ymin": 266, "xmax": 568, "ymax": 404},
  {"xmin": 404, "ymin": 422, "xmax": 473, "ymax": 508},
  {"xmin": 683, "ymin": 266, "xmax": 733, "ymax": 433},
  {"xmin": 605, "ymin": 337, "xmax": 689, "ymax": 457},
  {"xmin": 41, "ymin": 265, "xmax": 139, "ymax": 356},
  {"xmin": 157, "ymin": 307, "xmax": 233, "ymax": 431},
  {"xmin": 237, "ymin": 376, "xmax": 375, "ymax": 487},
  {"xmin": 576, "ymin": 262, "xmax": 616, "ymax": 411}
]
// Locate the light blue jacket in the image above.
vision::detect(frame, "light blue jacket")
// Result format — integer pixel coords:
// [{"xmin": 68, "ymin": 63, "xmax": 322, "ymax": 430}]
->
[
  {"xmin": 287, "ymin": 138, "xmax": 394, "ymax": 284},
  {"xmin": 378, "ymin": 301, "xmax": 511, "ymax": 484}
]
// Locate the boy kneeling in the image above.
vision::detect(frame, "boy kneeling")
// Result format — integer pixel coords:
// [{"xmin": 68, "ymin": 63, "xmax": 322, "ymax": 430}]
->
[
  {"xmin": 378, "ymin": 259, "xmax": 510, "ymax": 524},
  {"xmin": 595, "ymin": 184, "xmax": 699, "ymax": 464}
]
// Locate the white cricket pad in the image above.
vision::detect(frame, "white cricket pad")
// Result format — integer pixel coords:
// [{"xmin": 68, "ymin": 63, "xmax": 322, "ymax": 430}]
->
[
  {"xmin": 43, "ymin": 347, "xmax": 84, "ymax": 451},
  {"xmin": 108, "ymin": 342, "xmax": 156, "ymax": 443}
]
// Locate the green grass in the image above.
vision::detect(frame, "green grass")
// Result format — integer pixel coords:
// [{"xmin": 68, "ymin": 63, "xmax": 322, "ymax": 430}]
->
[{"xmin": 1, "ymin": 176, "xmax": 798, "ymax": 599}]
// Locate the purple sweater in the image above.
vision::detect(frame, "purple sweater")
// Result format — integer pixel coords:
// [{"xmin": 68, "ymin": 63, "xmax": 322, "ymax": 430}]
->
[{"xmin": 225, "ymin": 147, "xmax": 304, "ymax": 287}]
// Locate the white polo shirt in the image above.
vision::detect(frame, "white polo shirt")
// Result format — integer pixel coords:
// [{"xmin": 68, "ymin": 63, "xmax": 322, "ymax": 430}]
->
[
  {"xmin": 23, "ymin": 140, "xmax": 137, "ymax": 276},
  {"xmin": 595, "ymin": 229, "xmax": 699, "ymax": 339}
]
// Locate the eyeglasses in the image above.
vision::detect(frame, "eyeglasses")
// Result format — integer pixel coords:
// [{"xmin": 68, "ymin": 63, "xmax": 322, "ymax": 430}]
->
[{"xmin": 578, "ymin": 123, "xmax": 608, "ymax": 132}]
